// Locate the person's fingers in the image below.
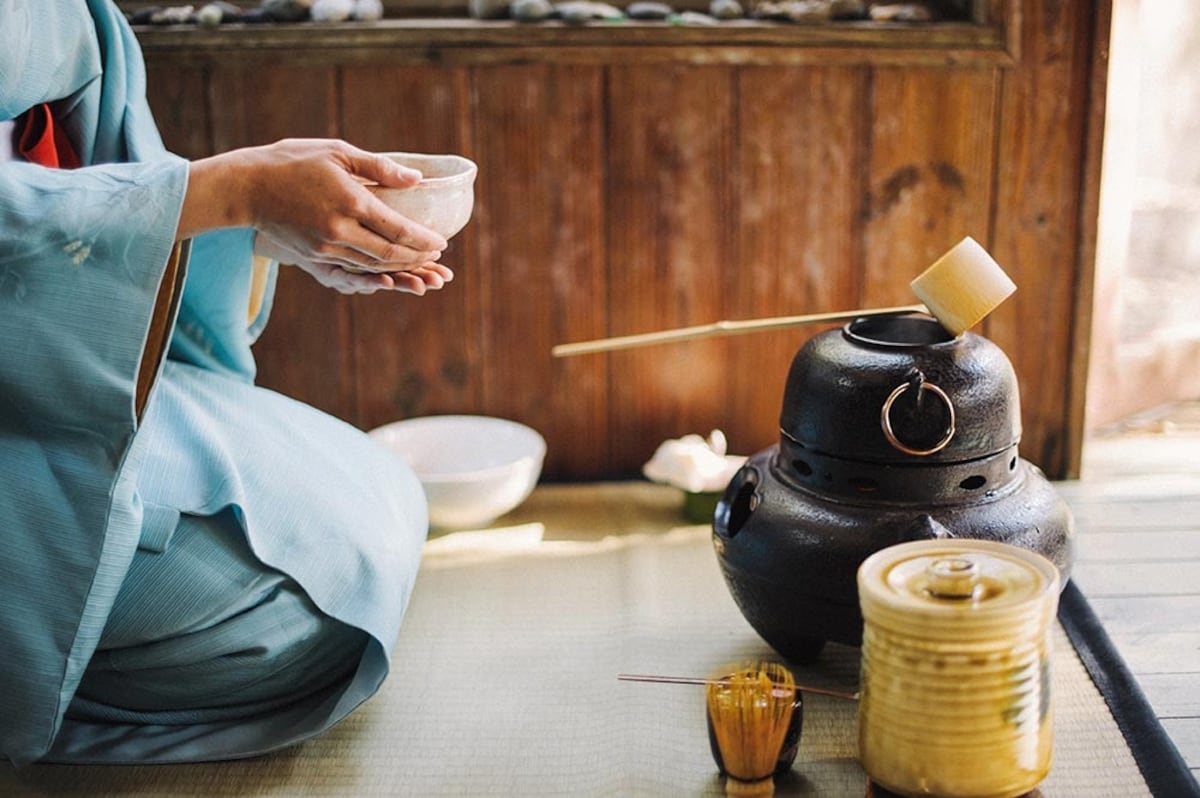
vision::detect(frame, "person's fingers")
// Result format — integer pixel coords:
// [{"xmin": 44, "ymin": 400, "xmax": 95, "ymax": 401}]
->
[
  {"xmin": 305, "ymin": 261, "xmax": 395, "ymax": 294},
  {"xmin": 414, "ymin": 268, "xmax": 445, "ymax": 291},
  {"xmin": 415, "ymin": 263, "xmax": 455, "ymax": 285},
  {"xmin": 390, "ymin": 272, "xmax": 428, "ymax": 295},
  {"xmin": 295, "ymin": 232, "xmax": 444, "ymax": 274},
  {"xmin": 260, "ymin": 143, "xmax": 447, "ymax": 263},
  {"xmin": 355, "ymin": 193, "xmax": 448, "ymax": 254},
  {"xmin": 305, "ymin": 261, "xmax": 456, "ymax": 296},
  {"xmin": 389, "ymin": 263, "xmax": 456, "ymax": 294},
  {"xmin": 340, "ymin": 146, "xmax": 423, "ymax": 189}
]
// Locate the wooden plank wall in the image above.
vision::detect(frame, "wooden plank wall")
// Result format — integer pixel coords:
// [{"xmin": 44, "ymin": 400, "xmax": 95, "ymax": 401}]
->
[{"xmin": 138, "ymin": 0, "xmax": 1109, "ymax": 481}]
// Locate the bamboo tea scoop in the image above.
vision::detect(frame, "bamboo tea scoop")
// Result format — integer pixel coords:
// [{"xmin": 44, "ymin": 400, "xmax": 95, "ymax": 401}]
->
[{"xmin": 552, "ymin": 236, "xmax": 1014, "ymax": 357}]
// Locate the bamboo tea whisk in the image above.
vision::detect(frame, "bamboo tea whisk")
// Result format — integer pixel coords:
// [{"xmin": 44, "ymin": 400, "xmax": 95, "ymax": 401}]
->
[
  {"xmin": 619, "ymin": 664, "xmax": 857, "ymax": 796},
  {"xmin": 705, "ymin": 663, "xmax": 800, "ymax": 797}
]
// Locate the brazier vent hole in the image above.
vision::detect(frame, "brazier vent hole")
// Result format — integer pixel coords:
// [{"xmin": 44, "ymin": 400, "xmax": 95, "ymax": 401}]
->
[
  {"xmin": 793, "ymin": 459, "xmax": 813, "ymax": 477},
  {"xmin": 849, "ymin": 477, "xmax": 879, "ymax": 493},
  {"xmin": 959, "ymin": 475, "xmax": 987, "ymax": 490},
  {"xmin": 1009, "ymin": 456, "xmax": 1017, "ymax": 471},
  {"xmin": 720, "ymin": 468, "xmax": 760, "ymax": 539}
]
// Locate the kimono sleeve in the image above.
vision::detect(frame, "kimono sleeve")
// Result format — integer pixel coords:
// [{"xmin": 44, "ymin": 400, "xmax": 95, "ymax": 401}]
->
[{"xmin": 0, "ymin": 156, "xmax": 188, "ymax": 765}]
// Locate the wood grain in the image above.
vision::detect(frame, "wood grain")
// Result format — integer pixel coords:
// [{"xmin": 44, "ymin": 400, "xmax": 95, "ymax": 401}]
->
[
  {"xmin": 130, "ymin": 21, "xmax": 1016, "ymax": 66},
  {"xmin": 604, "ymin": 63, "xmax": 736, "ymax": 474},
  {"xmin": 862, "ymin": 67, "xmax": 998, "ymax": 311},
  {"xmin": 989, "ymin": 0, "xmax": 1105, "ymax": 474},
  {"xmin": 725, "ymin": 65, "xmax": 867, "ymax": 457},
  {"xmin": 136, "ymin": 0, "xmax": 1111, "ymax": 480},
  {"xmin": 471, "ymin": 64, "xmax": 611, "ymax": 478},
  {"xmin": 340, "ymin": 64, "xmax": 480, "ymax": 425},
  {"xmin": 201, "ymin": 63, "xmax": 362, "ymax": 423},
  {"xmin": 142, "ymin": 65, "xmax": 209, "ymax": 160}
]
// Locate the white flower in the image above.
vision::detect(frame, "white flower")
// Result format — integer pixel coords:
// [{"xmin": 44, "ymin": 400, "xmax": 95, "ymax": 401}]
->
[{"xmin": 642, "ymin": 429, "xmax": 746, "ymax": 493}]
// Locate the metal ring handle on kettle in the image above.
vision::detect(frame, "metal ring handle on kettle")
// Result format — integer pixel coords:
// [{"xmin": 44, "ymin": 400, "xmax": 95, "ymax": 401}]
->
[{"xmin": 880, "ymin": 375, "xmax": 956, "ymax": 457}]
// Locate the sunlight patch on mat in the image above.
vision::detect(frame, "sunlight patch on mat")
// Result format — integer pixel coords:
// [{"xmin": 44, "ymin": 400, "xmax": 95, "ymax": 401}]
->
[{"xmin": 421, "ymin": 522, "xmax": 711, "ymax": 568}]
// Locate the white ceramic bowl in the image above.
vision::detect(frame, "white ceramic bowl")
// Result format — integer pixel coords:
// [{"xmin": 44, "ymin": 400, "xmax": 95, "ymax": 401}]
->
[
  {"xmin": 369, "ymin": 415, "xmax": 545, "ymax": 530},
  {"xmin": 368, "ymin": 152, "xmax": 477, "ymax": 240}
]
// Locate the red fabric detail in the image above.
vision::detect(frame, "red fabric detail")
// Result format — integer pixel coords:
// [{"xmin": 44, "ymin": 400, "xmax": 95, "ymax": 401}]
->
[{"xmin": 15, "ymin": 103, "xmax": 81, "ymax": 169}]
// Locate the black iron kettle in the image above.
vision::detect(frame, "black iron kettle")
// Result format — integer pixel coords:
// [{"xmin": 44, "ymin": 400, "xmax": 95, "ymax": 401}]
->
[{"xmin": 712, "ymin": 313, "xmax": 1074, "ymax": 663}]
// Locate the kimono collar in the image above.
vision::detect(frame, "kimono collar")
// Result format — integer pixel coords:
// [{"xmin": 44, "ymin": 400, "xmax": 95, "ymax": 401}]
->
[{"xmin": 0, "ymin": 0, "xmax": 164, "ymax": 168}]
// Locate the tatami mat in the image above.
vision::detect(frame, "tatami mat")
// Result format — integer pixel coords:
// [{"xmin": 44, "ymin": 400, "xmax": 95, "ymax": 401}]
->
[{"xmin": 1, "ymin": 485, "xmax": 1159, "ymax": 796}]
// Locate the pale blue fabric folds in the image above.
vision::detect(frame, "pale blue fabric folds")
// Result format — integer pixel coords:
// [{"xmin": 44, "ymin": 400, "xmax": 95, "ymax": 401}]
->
[
  {"xmin": 70, "ymin": 508, "xmax": 370, "ymax": 722},
  {"xmin": 1, "ymin": 0, "xmax": 428, "ymax": 767},
  {"xmin": 131, "ymin": 360, "xmax": 426, "ymax": 649},
  {"xmin": 169, "ymin": 228, "xmax": 276, "ymax": 381}
]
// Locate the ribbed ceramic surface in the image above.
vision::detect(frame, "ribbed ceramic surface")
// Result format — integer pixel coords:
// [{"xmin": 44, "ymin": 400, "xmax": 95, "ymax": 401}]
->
[{"xmin": 857, "ymin": 540, "xmax": 1061, "ymax": 798}]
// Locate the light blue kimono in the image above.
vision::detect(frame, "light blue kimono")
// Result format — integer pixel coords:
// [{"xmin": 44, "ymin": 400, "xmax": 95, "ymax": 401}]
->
[{"xmin": 0, "ymin": 0, "xmax": 428, "ymax": 766}]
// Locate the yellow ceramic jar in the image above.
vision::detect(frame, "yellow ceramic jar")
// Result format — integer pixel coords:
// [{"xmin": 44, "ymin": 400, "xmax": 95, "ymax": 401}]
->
[{"xmin": 857, "ymin": 540, "xmax": 1061, "ymax": 798}]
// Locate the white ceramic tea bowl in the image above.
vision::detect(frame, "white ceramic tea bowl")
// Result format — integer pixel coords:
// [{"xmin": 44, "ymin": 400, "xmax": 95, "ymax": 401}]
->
[
  {"xmin": 368, "ymin": 415, "xmax": 545, "ymax": 530},
  {"xmin": 366, "ymin": 152, "xmax": 477, "ymax": 241}
]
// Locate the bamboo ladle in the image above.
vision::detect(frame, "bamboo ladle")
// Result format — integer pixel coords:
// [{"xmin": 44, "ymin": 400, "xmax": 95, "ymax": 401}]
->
[{"xmin": 552, "ymin": 237, "xmax": 1015, "ymax": 358}]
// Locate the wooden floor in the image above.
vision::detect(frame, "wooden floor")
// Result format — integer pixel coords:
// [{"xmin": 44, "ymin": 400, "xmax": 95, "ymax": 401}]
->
[{"xmin": 1056, "ymin": 400, "xmax": 1200, "ymax": 783}]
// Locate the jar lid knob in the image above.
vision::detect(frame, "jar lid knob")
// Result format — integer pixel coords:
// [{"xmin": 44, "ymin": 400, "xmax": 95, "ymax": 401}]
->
[{"xmin": 926, "ymin": 557, "xmax": 981, "ymax": 599}]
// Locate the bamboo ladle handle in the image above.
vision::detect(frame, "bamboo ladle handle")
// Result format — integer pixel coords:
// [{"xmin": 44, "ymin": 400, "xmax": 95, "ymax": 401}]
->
[
  {"xmin": 551, "ymin": 236, "xmax": 1015, "ymax": 358},
  {"xmin": 551, "ymin": 304, "xmax": 927, "ymax": 358}
]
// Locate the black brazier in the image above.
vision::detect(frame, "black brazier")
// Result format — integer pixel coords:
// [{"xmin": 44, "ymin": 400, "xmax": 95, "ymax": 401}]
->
[{"xmin": 712, "ymin": 314, "xmax": 1074, "ymax": 664}]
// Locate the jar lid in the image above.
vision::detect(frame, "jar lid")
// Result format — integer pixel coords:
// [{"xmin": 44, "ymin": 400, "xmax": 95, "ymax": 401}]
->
[{"xmin": 858, "ymin": 540, "xmax": 1060, "ymax": 634}]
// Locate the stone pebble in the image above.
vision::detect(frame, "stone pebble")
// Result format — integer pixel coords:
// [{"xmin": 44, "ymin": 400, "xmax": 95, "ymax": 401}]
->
[
  {"xmin": 469, "ymin": 0, "xmax": 511, "ymax": 18},
  {"xmin": 750, "ymin": 0, "xmax": 874, "ymax": 21},
  {"xmin": 626, "ymin": 1, "xmax": 673, "ymax": 20},
  {"xmin": 144, "ymin": 5, "xmax": 196, "ymax": 24},
  {"xmin": 311, "ymin": 0, "xmax": 354, "ymax": 21},
  {"xmin": 352, "ymin": 0, "xmax": 385, "ymax": 20},
  {"xmin": 206, "ymin": 2, "xmax": 248, "ymax": 22},
  {"xmin": 869, "ymin": 3, "xmax": 936, "ymax": 22},
  {"xmin": 129, "ymin": 0, "xmax": 937, "ymax": 26},
  {"xmin": 261, "ymin": 0, "xmax": 311, "ymax": 22},
  {"xmin": 133, "ymin": 0, "xmax": 381, "ymax": 24},
  {"xmin": 708, "ymin": 0, "xmax": 744, "ymax": 20},
  {"xmin": 752, "ymin": 0, "xmax": 830, "ymax": 23},
  {"xmin": 512, "ymin": 0, "xmax": 556, "ymax": 21},
  {"xmin": 195, "ymin": 3, "xmax": 226, "ymax": 26},
  {"xmin": 557, "ymin": 0, "xmax": 625, "ymax": 23},
  {"xmin": 670, "ymin": 10, "xmax": 718, "ymax": 25}
]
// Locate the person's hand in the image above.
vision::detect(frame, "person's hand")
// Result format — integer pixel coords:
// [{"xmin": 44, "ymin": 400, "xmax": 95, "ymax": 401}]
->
[
  {"xmin": 179, "ymin": 138, "xmax": 449, "ymax": 276},
  {"xmin": 302, "ymin": 261, "xmax": 456, "ymax": 296},
  {"xmin": 252, "ymin": 232, "xmax": 454, "ymax": 295}
]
